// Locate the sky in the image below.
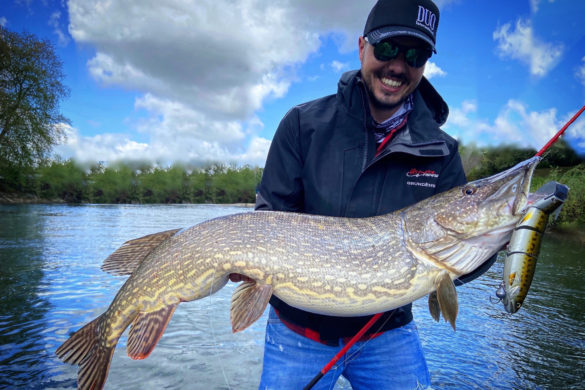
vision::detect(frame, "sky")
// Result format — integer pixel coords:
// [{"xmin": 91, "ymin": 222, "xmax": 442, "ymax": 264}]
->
[{"xmin": 2, "ymin": 0, "xmax": 585, "ymax": 167}]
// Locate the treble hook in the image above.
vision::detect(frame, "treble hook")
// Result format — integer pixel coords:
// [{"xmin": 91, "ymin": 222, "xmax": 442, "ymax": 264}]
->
[{"xmin": 490, "ymin": 281, "xmax": 506, "ymax": 304}]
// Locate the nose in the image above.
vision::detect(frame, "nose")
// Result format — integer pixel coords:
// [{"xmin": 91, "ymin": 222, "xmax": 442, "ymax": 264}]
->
[{"xmin": 382, "ymin": 53, "xmax": 409, "ymax": 72}]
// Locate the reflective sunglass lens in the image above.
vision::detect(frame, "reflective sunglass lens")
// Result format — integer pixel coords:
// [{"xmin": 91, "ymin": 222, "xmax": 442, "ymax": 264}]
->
[
  {"xmin": 372, "ymin": 41, "xmax": 430, "ymax": 68},
  {"xmin": 373, "ymin": 42, "xmax": 398, "ymax": 61}
]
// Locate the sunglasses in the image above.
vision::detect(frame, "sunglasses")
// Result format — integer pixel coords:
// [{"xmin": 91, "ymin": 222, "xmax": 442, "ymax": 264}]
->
[{"xmin": 366, "ymin": 38, "xmax": 432, "ymax": 68}]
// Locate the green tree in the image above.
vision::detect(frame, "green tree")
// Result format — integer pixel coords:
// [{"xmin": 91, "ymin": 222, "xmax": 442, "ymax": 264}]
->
[
  {"xmin": 540, "ymin": 138, "xmax": 582, "ymax": 168},
  {"xmin": 89, "ymin": 164, "xmax": 136, "ymax": 203},
  {"xmin": 36, "ymin": 159, "xmax": 86, "ymax": 203},
  {"xmin": 0, "ymin": 27, "xmax": 69, "ymax": 173},
  {"xmin": 137, "ymin": 165, "xmax": 188, "ymax": 203}
]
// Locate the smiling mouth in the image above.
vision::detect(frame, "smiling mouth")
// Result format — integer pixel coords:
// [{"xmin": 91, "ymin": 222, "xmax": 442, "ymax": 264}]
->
[{"xmin": 381, "ymin": 77, "xmax": 404, "ymax": 89}]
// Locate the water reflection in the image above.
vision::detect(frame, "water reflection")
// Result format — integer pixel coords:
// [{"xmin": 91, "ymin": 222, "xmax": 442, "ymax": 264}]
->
[
  {"xmin": 0, "ymin": 204, "xmax": 583, "ymax": 389},
  {"xmin": 0, "ymin": 206, "xmax": 53, "ymax": 388},
  {"xmin": 413, "ymin": 235, "xmax": 585, "ymax": 390}
]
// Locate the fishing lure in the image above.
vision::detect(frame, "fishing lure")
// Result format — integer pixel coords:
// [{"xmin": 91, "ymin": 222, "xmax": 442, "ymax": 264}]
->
[{"xmin": 496, "ymin": 181, "xmax": 569, "ymax": 313}]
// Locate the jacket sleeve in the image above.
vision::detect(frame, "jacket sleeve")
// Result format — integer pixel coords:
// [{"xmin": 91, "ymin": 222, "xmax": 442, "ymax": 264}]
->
[
  {"xmin": 255, "ymin": 108, "xmax": 305, "ymax": 212},
  {"xmin": 435, "ymin": 140, "xmax": 467, "ymax": 193}
]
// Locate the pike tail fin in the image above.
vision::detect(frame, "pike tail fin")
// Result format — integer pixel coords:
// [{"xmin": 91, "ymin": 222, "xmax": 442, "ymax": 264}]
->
[
  {"xmin": 56, "ymin": 315, "xmax": 115, "ymax": 390},
  {"xmin": 127, "ymin": 304, "xmax": 178, "ymax": 360},
  {"xmin": 230, "ymin": 281, "xmax": 273, "ymax": 333},
  {"xmin": 428, "ymin": 271, "xmax": 458, "ymax": 331}
]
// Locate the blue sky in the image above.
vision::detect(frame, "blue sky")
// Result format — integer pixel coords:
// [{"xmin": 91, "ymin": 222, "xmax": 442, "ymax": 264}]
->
[{"xmin": 2, "ymin": 0, "xmax": 585, "ymax": 167}]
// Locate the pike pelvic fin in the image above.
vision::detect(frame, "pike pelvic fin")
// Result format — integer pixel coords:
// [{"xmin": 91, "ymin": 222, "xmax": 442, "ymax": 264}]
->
[
  {"xmin": 101, "ymin": 228, "xmax": 182, "ymax": 275},
  {"xmin": 428, "ymin": 291, "xmax": 441, "ymax": 322},
  {"xmin": 230, "ymin": 281, "xmax": 273, "ymax": 333},
  {"xmin": 127, "ymin": 304, "xmax": 178, "ymax": 360},
  {"xmin": 434, "ymin": 271, "xmax": 458, "ymax": 331},
  {"xmin": 55, "ymin": 314, "xmax": 115, "ymax": 390}
]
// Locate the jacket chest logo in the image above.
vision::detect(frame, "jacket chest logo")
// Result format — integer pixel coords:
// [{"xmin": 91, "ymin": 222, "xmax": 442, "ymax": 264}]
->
[
  {"xmin": 406, "ymin": 168, "xmax": 439, "ymax": 189},
  {"xmin": 406, "ymin": 168, "xmax": 438, "ymax": 178}
]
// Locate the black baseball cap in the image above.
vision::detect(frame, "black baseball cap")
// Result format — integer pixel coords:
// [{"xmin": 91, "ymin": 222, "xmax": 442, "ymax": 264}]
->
[{"xmin": 364, "ymin": 0, "xmax": 440, "ymax": 52}]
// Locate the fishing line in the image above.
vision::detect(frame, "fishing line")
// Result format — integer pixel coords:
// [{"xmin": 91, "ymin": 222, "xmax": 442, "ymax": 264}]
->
[
  {"xmin": 205, "ymin": 269, "xmax": 232, "ymax": 390},
  {"xmin": 341, "ymin": 311, "xmax": 395, "ymax": 365},
  {"xmin": 303, "ymin": 312, "xmax": 394, "ymax": 390}
]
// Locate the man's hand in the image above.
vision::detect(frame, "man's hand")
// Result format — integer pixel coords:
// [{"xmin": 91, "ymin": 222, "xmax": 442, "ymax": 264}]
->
[{"xmin": 229, "ymin": 273, "xmax": 254, "ymax": 283}]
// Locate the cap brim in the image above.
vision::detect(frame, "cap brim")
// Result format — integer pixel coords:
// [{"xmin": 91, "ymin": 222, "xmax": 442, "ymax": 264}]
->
[{"xmin": 367, "ymin": 26, "xmax": 436, "ymax": 52}]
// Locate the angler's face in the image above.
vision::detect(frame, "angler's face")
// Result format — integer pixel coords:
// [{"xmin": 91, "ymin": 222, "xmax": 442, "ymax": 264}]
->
[{"xmin": 359, "ymin": 36, "xmax": 427, "ymax": 122}]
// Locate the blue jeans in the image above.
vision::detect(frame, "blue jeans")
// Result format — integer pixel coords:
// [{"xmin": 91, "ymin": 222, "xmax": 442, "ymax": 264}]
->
[{"xmin": 259, "ymin": 308, "xmax": 431, "ymax": 390}]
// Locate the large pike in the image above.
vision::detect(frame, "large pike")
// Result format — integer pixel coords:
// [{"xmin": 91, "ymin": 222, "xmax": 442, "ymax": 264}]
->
[{"xmin": 56, "ymin": 156, "xmax": 541, "ymax": 389}]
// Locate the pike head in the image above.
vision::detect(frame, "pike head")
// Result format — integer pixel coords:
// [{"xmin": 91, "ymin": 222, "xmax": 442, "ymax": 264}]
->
[{"xmin": 403, "ymin": 156, "xmax": 541, "ymax": 275}]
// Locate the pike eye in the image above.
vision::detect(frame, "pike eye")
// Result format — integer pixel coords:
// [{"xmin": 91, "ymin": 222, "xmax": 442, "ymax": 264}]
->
[{"xmin": 463, "ymin": 186, "xmax": 476, "ymax": 195}]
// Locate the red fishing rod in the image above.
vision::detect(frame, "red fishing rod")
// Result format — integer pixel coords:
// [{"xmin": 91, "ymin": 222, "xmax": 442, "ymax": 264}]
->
[
  {"xmin": 303, "ymin": 104, "xmax": 585, "ymax": 390},
  {"xmin": 536, "ymin": 105, "xmax": 585, "ymax": 157}
]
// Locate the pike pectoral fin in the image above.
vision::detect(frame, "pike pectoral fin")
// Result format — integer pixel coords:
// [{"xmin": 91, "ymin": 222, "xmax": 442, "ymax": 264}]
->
[
  {"xmin": 428, "ymin": 292, "xmax": 441, "ymax": 322},
  {"xmin": 230, "ymin": 281, "xmax": 273, "ymax": 333},
  {"xmin": 102, "ymin": 228, "xmax": 182, "ymax": 276},
  {"xmin": 435, "ymin": 271, "xmax": 458, "ymax": 331},
  {"xmin": 127, "ymin": 304, "xmax": 178, "ymax": 360}
]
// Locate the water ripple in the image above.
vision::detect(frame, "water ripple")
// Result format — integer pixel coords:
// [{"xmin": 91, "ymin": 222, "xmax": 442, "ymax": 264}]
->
[{"xmin": 1, "ymin": 204, "xmax": 583, "ymax": 389}]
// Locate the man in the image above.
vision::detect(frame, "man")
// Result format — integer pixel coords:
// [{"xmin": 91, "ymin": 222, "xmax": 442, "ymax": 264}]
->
[{"xmin": 232, "ymin": 0, "xmax": 491, "ymax": 388}]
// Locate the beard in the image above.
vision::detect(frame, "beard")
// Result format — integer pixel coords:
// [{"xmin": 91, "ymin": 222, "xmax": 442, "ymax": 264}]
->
[
  {"xmin": 366, "ymin": 86, "xmax": 406, "ymax": 113},
  {"xmin": 362, "ymin": 70, "xmax": 412, "ymax": 114}
]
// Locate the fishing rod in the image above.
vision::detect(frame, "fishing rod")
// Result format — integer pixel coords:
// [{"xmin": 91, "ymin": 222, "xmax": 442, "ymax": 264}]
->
[
  {"xmin": 303, "ymin": 104, "xmax": 585, "ymax": 390},
  {"xmin": 302, "ymin": 313, "xmax": 384, "ymax": 390},
  {"xmin": 536, "ymin": 104, "xmax": 585, "ymax": 157}
]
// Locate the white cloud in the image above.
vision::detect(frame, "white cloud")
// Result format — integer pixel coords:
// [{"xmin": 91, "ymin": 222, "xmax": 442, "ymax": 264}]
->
[
  {"xmin": 424, "ymin": 61, "xmax": 446, "ymax": 79},
  {"xmin": 577, "ymin": 56, "xmax": 585, "ymax": 87},
  {"xmin": 48, "ymin": 11, "xmax": 70, "ymax": 46},
  {"xmin": 530, "ymin": 0, "xmax": 556, "ymax": 14},
  {"xmin": 561, "ymin": 108, "xmax": 585, "ymax": 152},
  {"xmin": 0, "ymin": 17, "xmax": 7, "ymax": 27},
  {"xmin": 54, "ymin": 122, "xmax": 271, "ymax": 167},
  {"xmin": 68, "ymin": 0, "xmax": 373, "ymax": 119},
  {"xmin": 447, "ymin": 100, "xmax": 477, "ymax": 128},
  {"xmin": 66, "ymin": 0, "xmax": 384, "ymax": 165},
  {"xmin": 493, "ymin": 18, "xmax": 563, "ymax": 77},
  {"xmin": 331, "ymin": 60, "xmax": 349, "ymax": 73},
  {"xmin": 444, "ymin": 100, "xmax": 584, "ymax": 152}
]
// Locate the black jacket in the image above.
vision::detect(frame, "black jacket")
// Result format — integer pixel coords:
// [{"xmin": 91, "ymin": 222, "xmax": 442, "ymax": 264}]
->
[{"xmin": 256, "ymin": 70, "xmax": 469, "ymax": 342}]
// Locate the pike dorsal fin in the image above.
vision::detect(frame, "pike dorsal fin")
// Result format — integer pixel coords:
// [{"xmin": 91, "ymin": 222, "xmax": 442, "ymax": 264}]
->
[
  {"xmin": 230, "ymin": 281, "xmax": 273, "ymax": 333},
  {"xmin": 101, "ymin": 228, "xmax": 182, "ymax": 276}
]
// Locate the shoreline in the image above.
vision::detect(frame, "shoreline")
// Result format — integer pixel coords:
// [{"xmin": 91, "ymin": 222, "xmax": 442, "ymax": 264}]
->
[
  {"xmin": 0, "ymin": 192, "xmax": 65, "ymax": 204},
  {"xmin": 0, "ymin": 192, "xmax": 253, "ymax": 208},
  {"xmin": 2, "ymin": 193, "xmax": 582, "ymax": 241}
]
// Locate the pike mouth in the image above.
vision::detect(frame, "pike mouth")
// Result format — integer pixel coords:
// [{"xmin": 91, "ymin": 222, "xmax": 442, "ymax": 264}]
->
[{"xmin": 509, "ymin": 156, "xmax": 541, "ymax": 215}]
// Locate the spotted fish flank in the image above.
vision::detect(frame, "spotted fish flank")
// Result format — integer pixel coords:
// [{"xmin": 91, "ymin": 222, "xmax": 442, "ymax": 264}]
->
[{"xmin": 56, "ymin": 157, "xmax": 541, "ymax": 390}]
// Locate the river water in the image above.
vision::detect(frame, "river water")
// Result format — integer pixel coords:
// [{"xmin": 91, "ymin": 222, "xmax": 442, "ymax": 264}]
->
[{"xmin": 0, "ymin": 204, "xmax": 583, "ymax": 389}]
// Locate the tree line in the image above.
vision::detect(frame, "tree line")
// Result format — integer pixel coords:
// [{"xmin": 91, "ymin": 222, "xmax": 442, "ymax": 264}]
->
[{"xmin": 0, "ymin": 160, "xmax": 262, "ymax": 204}]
